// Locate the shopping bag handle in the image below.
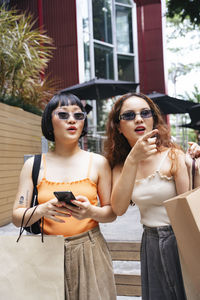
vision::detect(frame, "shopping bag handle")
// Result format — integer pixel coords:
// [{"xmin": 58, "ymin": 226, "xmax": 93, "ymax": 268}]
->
[
  {"xmin": 17, "ymin": 206, "xmax": 44, "ymax": 243},
  {"xmin": 192, "ymin": 159, "xmax": 196, "ymax": 190}
]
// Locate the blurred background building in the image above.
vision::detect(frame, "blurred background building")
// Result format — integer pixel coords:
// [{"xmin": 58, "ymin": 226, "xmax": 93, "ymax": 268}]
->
[{"xmin": 9, "ymin": 0, "xmax": 166, "ymax": 94}]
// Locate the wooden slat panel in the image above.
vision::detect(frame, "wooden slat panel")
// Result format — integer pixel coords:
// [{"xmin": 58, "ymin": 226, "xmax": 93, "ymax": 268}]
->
[
  {"xmin": 0, "ymin": 170, "xmax": 20, "ymax": 178},
  {"xmin": 110, "ymin": 250, "xmax": 140, "ymax": 261},
  {"xmin": 0, "ymin": 143, "xmax": 40, "ymax": 153},
  {"xmin": 108, "ymin": 241, "xmax": 141, "ymax": 251},
  {"xmin": 0, "ymin": 164, "xmax": 22, "ymax": 171},
  {"xmin": 0, "ymin": 208, "xmax": 13, "ymax": 219},
  {"xmin": 115, "ymin": 274, "xmax": 141, "ymax": 285},
  {"xmin": 108, "ymin": 241, "xmax": 142, "ymax": 296},
  {"xmin": 0, "ymin": 128, "xmax": 41, "ymax": 142},
  {"xmin": 0, "ymin": 110, "xmax": 41, "ymax": 129},
  {"xmin": 0, "ymin": 103, "xmax": 42, "ymax": 226},
  {"xmin": 108, "ymin": 241, "xmax": 141, "ymax": 261},
  {"xmin": 0, "ymin": 176, "xmax": 19, "ymax": 185},
  {"xmin": 0, "ymin": 102, "xmax": 41, "ymax": 122},
  {"xmin": 0, "ymin": 197, "xmax": 15, "ymax": 207},
  {"xmin": 0, "ymin": 151, "xmax": 28, "ymax": 158},
  {"xmin": 116, "ymin": 284, "xmax": 141, "ymax": 297},
  {"xmin": 0, "ymin": 217, "xmax": 12, "ymax": 227},
  {"xmin": 0, "ymin": 202, "xmax": 13, "ymax": 212},
  {"xmin": 0, "ymin": 182, "xmax": 18, "ymax": 192},
  {"xmin": 0, "ymin": 122, "xmax": 41, "ymax": 138},
  {"xmin": 0, "ymin": 137, "xmax": 41, "ymax": 147},
  {"xmin": 0, "ymin": 116, "xmax": 41, "ymax": 132},
  {"xmin": 0, "ymin": 157, "xmax": 23, "ymax": 164},
  {"xmin": 0, "ymin": 190, "xmax": 17, "ymax": 199}
]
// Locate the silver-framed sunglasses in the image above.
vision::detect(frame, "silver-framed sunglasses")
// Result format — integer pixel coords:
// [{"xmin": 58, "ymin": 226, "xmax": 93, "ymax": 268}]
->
[
  {"xmin": 54, "ymin": 111, "xmax": 87, "ymax": 121},
  {"xmin": 119, "ymin": 109, "xmax": 153, "ymax": 121}
]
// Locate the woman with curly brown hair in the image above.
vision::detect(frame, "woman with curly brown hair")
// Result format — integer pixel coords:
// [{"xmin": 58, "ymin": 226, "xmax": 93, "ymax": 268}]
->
[{"xmin": 104, "ymin": 92, "xmax": 189, "ymax": 300}]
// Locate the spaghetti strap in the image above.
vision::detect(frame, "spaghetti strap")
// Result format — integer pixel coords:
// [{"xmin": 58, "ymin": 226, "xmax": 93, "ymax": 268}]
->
[
  {"xmin": 87, "ymin": 153, "xmax": 93, "ymax": 178},
  {"xmin": 42, "ymin": 154, "xmax": 47, "ymax": 179},
  {"xmin": 157, "ymin": 149, "xmax": 170, "ymax": 171}
]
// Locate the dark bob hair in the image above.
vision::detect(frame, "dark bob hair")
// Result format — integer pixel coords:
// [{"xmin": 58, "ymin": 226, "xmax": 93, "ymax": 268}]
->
[{"xmin": 42, "ymin": 93, "xmax": 88, "ymax": 141}]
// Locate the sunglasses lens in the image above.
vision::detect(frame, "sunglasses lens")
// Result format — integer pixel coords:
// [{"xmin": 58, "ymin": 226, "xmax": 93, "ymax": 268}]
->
[
  {"xmin": 141, "ymin": 110, "xmax": 152, "ymax": 118},
  {"xmin": 57, "ymin": 112, "xmax": 69, "ymax": 119},
  {"xmin": 56, "ymin": 111, "xmax": 86, "ymax": 120},
  {"xmin": 74, "ymin": 112, "xmax": 86, "ymax": 120},
  {"xmin": 121, "ymin": 112, "xmax": 135, "ymax": 120},
  {"xmin": 119, "ymin": 109, "xmax": 153, "ymax": 121}
]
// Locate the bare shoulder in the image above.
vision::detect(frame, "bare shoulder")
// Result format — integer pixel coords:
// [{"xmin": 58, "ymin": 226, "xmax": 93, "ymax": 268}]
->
[
  {"xmin": 21, "ymin": 156, "xmax": 34, "ymax": 174},
  {"xmin": 91, "ymin": 152, "xmax": 110, "ymax": 168},
  {"xmin": 17, "ymin": 156, "xmax": 34, "ymax": 185},
  {"xmin": 168, "ymin": 147, "xmax": 185, "ymax": 160}
]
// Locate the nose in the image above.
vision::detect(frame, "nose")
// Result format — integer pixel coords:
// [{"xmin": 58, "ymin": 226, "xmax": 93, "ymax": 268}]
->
[
  {"xmin": 134, "ymin": 113, "xmax": 143, "ymax": 122},
  {"xmin": 66, "ymin": 113, "xmax": 76, "ymax": 123}
]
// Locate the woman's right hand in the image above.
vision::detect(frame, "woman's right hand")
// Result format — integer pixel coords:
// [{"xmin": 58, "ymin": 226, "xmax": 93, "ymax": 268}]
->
[
  {"xmin": 187, "ymin": 142, "xmax": 200, "ymax": 159},
  {"xmin": 37, "ymin": 198, "xmax": 71, "ymax": 223},
  {"xmin": 128, "ymin": 129, "xmax": 158, "ymax": 163}
]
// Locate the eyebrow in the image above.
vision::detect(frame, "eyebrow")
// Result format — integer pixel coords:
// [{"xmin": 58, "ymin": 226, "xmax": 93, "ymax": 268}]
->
[{"xmin": 122, "ymin": 108, "xmax": 150, "ymax": 113}]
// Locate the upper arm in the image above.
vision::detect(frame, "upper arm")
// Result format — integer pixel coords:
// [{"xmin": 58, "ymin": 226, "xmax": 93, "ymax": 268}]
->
[
  {"xmin": 95, "ymin": 154, "xmax": 112, "ymax": 206},
  {"xmin": 173, "ymin": 150, "xmax": 189, "ymax": 194},
  {"xmin": 112, "ymin": 165, "xmax": 122, "ymax": 189},
  {"xmin": 13, "ymin": 157, "xmax": 34, "ymax": 211}
]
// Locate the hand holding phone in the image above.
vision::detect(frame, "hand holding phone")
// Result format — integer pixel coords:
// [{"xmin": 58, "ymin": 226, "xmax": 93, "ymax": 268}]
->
[{"xmin": 54, "ymin": 191, "xmax": 77, "ymax": 207}]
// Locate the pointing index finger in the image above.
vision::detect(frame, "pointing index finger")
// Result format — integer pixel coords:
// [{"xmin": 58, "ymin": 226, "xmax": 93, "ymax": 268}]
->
[{"xmin": 142, "ymin": 129, "xmax": 158, "ymax": 141}]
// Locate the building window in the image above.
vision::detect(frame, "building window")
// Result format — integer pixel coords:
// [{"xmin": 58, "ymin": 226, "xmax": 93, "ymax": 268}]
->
[
  {"xmin": 118, "ymin": 54, "xmax": 135, "ymax": 81},
  {"xmin": 116, "ymin": 5, "xmax": 133, "ymax": 53},
  {"xmin": 94, "ymin": 43, "xmax": 114, "ymax": 79},
  {"xmin": 78, "ymin": 0, "xmax": 137, "ymax": 82},
  {"xmin": 92, "ymin": 0, "xmax": 113, "ymax": 44}
]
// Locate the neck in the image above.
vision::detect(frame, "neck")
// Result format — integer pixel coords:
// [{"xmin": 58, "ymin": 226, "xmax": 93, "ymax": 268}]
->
[{"xmin": 53, "ymin": 141, "xmax": 81, "ymax": 157}]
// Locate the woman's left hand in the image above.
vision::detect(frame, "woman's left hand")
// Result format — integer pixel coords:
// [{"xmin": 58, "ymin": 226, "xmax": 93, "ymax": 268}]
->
[{"xmin": 62, "ymin": 196, "xmax": 93, "ymax": 220}]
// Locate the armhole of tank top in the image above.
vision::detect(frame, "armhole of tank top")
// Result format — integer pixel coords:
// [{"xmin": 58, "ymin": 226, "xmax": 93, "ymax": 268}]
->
[
  {"xmin": 157, "ymin": 149, "xmax": 170, "ymax": 171},
  {"xmin": 42, "ymin": 153, "xmax": 47, "ymax": 179},
  {"xmin": 87, "ymin": 152, "xmax": 93, "ymax": 178}
]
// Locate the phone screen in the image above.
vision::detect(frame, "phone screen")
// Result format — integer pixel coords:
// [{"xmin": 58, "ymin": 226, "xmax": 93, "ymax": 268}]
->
[{"xmin": 54, "ymin": 191, "xmax": 76, "ymax": 206}]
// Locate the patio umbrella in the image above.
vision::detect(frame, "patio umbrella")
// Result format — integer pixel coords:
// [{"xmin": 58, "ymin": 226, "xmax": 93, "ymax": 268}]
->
[
  {"xmin": 180, "ymin": 104, "xmax": 200, "ymax": 130},
  {"xmin": 61, "ymin": 78, "xmax": 139, "ymax": 100},
  {"xmin": 147, "ymin": 92, "xmax": 195, "ymax": 114}
]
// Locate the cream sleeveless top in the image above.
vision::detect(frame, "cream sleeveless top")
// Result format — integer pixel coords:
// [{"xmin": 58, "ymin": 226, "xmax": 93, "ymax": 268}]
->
[{"xmin": 132, "ymin": 150, "xmax": 177, "ymax": 227}]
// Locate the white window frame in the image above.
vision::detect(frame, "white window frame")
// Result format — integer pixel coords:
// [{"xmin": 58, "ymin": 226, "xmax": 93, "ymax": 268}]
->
[{"xmin": 76, "ymin": 0, "xmax": 139, "ymax": 83}]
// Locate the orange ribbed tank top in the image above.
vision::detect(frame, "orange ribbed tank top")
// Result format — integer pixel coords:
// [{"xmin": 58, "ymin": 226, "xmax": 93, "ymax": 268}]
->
[{"xmin": 37, "ymin": 153, "xmax": 98, "ymax": 237}]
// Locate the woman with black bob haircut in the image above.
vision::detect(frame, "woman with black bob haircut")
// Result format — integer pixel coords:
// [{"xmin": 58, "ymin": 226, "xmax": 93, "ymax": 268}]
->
[
  {"xmin": 42, "ymin": 92, "xmax": 88, "ymax": 141},
  {"xmin": 13, "ymin": 92, "xmax": 117, "ymax": 299}
]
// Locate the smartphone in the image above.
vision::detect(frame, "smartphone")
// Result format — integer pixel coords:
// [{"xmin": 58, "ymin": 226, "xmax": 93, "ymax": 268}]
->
[{"xmin": 54, "ymin": 191, "xmax": 77, "ymax": 207}]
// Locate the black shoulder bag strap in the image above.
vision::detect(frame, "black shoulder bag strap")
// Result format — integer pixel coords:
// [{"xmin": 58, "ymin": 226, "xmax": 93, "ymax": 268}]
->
[
  {"xmin": 31, "ymin": 154, "xmax": 42, "ymax": 206},
  {"xmin": 24, "ymin": 154, "xmax": 42, "ymax": 234}
]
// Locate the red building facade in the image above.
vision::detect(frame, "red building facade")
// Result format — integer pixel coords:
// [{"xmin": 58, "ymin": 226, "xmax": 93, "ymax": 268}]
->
[{"xmin": 10, "ymin": 0, "xmax": 166, "ymax": 94}]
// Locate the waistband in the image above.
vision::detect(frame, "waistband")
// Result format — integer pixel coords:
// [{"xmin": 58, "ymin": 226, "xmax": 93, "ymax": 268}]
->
[
  {"xmin": 64, "ymin": 226, "xmax": 101, "ymax": 245},
  {"xmin": 143, "ymin": 225, "xmax": 174, "ymax": 237}
]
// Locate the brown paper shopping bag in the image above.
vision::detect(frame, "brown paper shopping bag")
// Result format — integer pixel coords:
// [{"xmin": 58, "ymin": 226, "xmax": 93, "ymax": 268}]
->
[
  {"xmin": 0, "ymin": 235, "xmax": 65, "ymax": 300},
  {"xmin": 164, "ymin": 187, "xmax": 200, "ymax": 299}
]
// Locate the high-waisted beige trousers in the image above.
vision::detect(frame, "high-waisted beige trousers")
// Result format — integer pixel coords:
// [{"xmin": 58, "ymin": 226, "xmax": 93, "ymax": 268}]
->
[{"xmin": 64, "ymin": 226, "xmax": 116, "ymax": 300}]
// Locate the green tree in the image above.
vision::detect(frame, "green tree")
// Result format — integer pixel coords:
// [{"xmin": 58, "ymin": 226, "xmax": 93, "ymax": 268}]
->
[
  {"xmin": 166, "ymin": 13, "xmax": 200, "ymax": 97},
  {"xmin": 180, "ymin": 85, "xmax": 200, "ymax": 104},
  {"xmin": 0, "ymin": 5, "xmax": 56, "ymax": 113},
  {"xmin": 166, "ymin": 12, "xmax": 200, "ymax": 146},
  {"xmin": 166, "ymin": 0, "xmax": 200, "ymax": 27}
]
